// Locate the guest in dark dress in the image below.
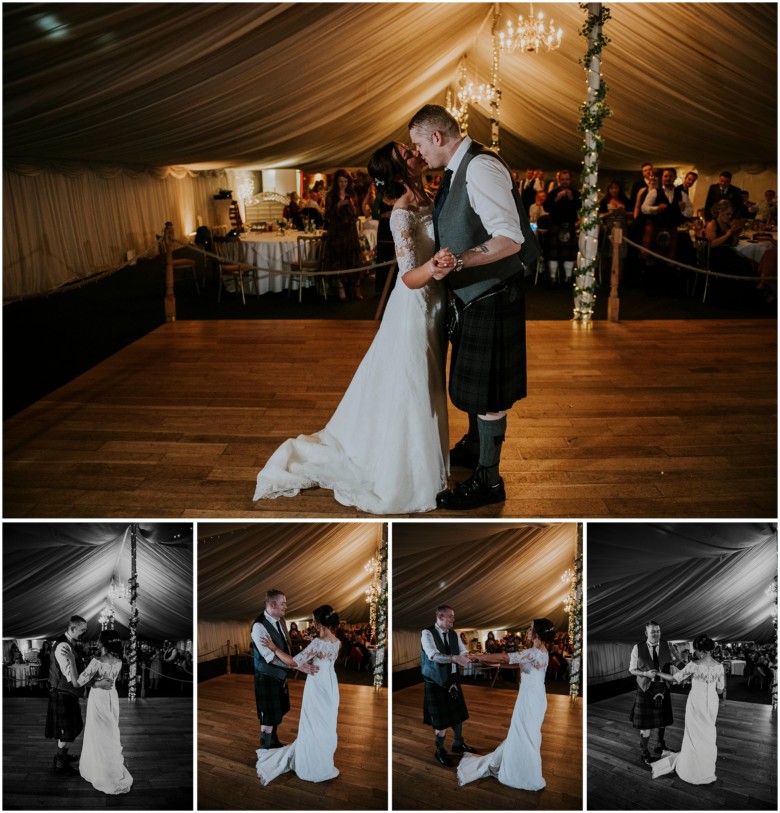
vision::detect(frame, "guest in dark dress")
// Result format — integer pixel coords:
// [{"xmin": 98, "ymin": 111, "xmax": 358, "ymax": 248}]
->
[
  {"xmin": 324, "ymin": 169, "xmax": 363, "ymax": 301},
  {"xmin": 705, "ymin": 199, "xmax": 754, "ymax": 279}
]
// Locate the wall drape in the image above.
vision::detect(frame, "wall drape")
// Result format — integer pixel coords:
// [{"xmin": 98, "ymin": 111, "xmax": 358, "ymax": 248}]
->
[{"xmin": 3, "ymin": 165, "xmax": 227, "ymax": 299}]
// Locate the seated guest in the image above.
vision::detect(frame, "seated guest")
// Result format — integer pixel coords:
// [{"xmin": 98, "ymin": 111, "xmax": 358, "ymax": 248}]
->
[
  {"xmin": 703, "ymin": 170, "xmax": 747, "ymax": 221},
  {"xmin": 485, "ymin": 631, "xmax": 502, "ymax": 654},
  {"xmin": 300, "ymin": 188, "xmax": 324, "ymax": 228},
  {"xmin": 755, "ymin": 189, "xmax": 777, "ymax": 224},
  {"xmin": 741, "ymin": 190, "xmax": 758, "ymax": 216},
  {"xmin": 705, "ymin": 199, "xmax": 754, "ymax": 278},
  {"xmin": 282, "ymin": 192, "xmax": 302, "ymax": 228}
]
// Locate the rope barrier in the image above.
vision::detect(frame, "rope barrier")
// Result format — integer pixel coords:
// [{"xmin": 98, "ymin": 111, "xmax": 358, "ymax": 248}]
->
[{"xmin": 622, "ymin": 235, "xmax": 777, "ymax": 282}]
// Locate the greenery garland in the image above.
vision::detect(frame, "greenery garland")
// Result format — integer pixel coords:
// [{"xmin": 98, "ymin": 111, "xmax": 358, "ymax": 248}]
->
[
  {"xmin": 128, "ymin": 523, "xmax": 139, "ymax": 702},
  {"xmin": 373, "ymin": 525, "xmax": 388, "ymax": 690},
  {"xmin": 568, "ymin": 546, "xmax": 583, "ymax": 701},
  {"xmin": 574, "ymin": 3, "xmax": 612, "ymax": 320}
]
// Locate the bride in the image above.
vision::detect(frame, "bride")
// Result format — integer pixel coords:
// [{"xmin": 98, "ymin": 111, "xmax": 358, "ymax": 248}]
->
[
  {"xmin": 253, "ymin": 142, "xmax": 449, "ymax": 514},
  {"xmin": 651, "ymin": 634, "xmax": 725, "ymax": 784},
  {"xmin": 457, "ymin": 619, "xmax": 554, "ymax": 791},
  {"xmin": 256, "ymin": 605, "xmax": 342, "ymax": 784},
  {"xmin": 76, "ymin": 631, "xmax": 133, "ymax": 795}
]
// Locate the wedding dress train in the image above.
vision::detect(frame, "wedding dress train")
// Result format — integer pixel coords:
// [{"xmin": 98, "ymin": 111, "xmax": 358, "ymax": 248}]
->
[
  {"xmin": 256, "ymin": 638, "xmax": 341, "ymax": 784},
  {"xmin": 253, "ymin": 206, "xmax": 448, "ymax": 514}
]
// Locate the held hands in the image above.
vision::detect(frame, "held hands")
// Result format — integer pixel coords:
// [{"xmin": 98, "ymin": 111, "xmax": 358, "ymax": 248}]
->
[
  {"xmin": 430, "ymin": 248, "xmax": 456, "ymax": 280},
  {"xmin": 452, "ymin": 653, "xmax": 471, "ymax": 668},
  {"xmin": 93, "ymin": 677, "xmax": 113, "ymax": 689}
]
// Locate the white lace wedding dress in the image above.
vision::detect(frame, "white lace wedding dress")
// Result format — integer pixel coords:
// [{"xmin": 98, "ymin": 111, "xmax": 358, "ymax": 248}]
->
[
  {"xmin": 256, "ymin": 638, "xmax": 341, "ymax": 784},
  {"xmin": 253, "ymin": 206, "xmax": 448, "ymax": 514},
  {"xmin": 457, "ymin": 648, "xmax": 549, "ymax": 791},
  {"xmin": 77, "ymin": 658, "xmax": 133, "ymax": 795},
  {"xmin": 651, "ymin": 661, "xmax": 724, "ymax": 784}
]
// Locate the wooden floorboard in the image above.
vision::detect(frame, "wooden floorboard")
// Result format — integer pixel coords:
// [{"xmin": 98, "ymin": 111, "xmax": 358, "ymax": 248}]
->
[
  {"xmin": 197, "ymin": 674, "xmax": 387, "ymax": 810},
  {"xmin": 587, "ymin": 690, "xmax": 777, "ymax": 810},
  {"xmin": 2, "ymin": 696, "xmax": 192, "ymax": 810},
  {"xmin": 4, "ymin": 318, "xmax": 776, "ymax": 518},
  {"xmin": 392, "ymin": 682, "xmax": 582, "ymax": 810}
]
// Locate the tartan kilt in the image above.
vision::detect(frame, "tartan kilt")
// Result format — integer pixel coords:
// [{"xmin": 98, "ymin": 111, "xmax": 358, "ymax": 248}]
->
[
  {"xmin": 254, "ymin": 671, "xmax": 290, "ymax": 726},
  {"xmin": 423, "ymin": 679, "xmax": 469, "ymax": 729},
  {"xmin": 629, "ymin": 684, "xmax": 673, "ymax": 729},
  {"xmin": 449, "ymin": 274, "xmax": 526, "ymax": 414},
  {"xmin": 547, "ymin": 223, "xmax": 578, "ymax": 262},
  {"xmin": 45, "ymin": 691, "xmax": 83, "ymax": 742}
]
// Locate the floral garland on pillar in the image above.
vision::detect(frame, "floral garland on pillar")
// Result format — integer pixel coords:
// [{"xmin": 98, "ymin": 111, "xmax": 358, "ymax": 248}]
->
[
  {"xmin": 574, "ymin": 3, "xmax": 611, "ymax": 320},
  {"xmin": 566, "ymin": 527, "xmax": 583, "ymax": 701},
  {"xmin": 128, "ymin": 523, "xmax": 139, "ymax": 702},
  {"xmin": 373, "ymin": 524, "xmax": 388, "ymax": 690}
]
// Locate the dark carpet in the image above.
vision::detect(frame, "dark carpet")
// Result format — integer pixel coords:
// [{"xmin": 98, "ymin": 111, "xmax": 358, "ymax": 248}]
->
[{"xmin": 3, "ymin": 256, "xmax": 775, "ymax": 419}]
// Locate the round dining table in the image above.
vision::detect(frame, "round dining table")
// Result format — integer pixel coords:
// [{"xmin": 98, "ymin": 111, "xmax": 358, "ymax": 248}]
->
[
  {"xmin": 735, "ymin": 232, "xmax": 777, "ymax": 266},
  {"xmin": 6, "ymin": 662, "xmax": 33, "ymax": 687}
]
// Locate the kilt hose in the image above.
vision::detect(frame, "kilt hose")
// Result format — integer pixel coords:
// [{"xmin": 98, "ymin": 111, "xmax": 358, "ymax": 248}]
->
[
  {"xmin": 45, "ymin": 691, "xmax": 83, "ymax": 742},
  {"xmin": 254, "ymin": 671, "xmax": 290, "ymax": 726},
  {"xmin": 423, "ymin": 678, "xmax": 469, "ymax": 730},
  {"xmin": 449, "ymin": 273, "xmax": 526, "ymax": 414},
  {"xmin": 629, "ymin": 683, "xmax": 674, "ymax": 730}
]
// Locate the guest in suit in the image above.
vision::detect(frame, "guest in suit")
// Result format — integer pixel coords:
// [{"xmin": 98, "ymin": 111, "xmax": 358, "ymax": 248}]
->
[
  {"xmin": 543, "ymin": 169, "xmax": 581, "ymax": 283},
  {"xmin": 640, "ymin": 168, "xmax": 686, "ymax": 263},
  {"xmin": 421, "ymin": 605, "xmax": 477, "ymax": 767},
  {"xmin": 250, "ymin": 590, "xmax": 318, "ymax": 750},
  {"xmin": 703, "ymin": 171, "xmax": 746, "ymax": 221}
]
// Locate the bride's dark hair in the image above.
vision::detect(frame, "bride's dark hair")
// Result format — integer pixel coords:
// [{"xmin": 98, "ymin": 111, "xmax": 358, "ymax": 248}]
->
[
  {"xmin": 367, "ymin": 142, "xmax": 412, "ymax": 200},
  {"xmin": 532, "ymin": 618, "xmax": 556, "ymax": 643},
  {"xmin": 693, "ymin": 634, "xmax": 715, "ymax": 653},
  {"xmin": 313, "ymin": 604, "xmax": 340, "ymax": 632},
  {"xmin": 99, "ymin": 630, "xmax": 124, "ymax": 659}
]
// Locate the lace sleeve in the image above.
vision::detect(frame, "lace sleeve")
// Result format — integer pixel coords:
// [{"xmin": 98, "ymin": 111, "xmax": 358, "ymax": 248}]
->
[
  {"xmin": 673, "ymin": 661, "xmax": 695, "ymax": 683},
  {"xmin": 390, "ymin": 209, "xmax": 422, "ymax": 278},
  {"xmin": 294, "ymin": 638, "xmax": 322, "ymax": 667},
  {"xmin": 715, "ymin": 664, "xmax": 725, "ymax": 694},
  {"xmin": 509, "ymin": 648, "xmax": 548, "ymax": 672},
  {"xmin": 76, "ymin": 658, "xmax": 100, "ymax": 687}
]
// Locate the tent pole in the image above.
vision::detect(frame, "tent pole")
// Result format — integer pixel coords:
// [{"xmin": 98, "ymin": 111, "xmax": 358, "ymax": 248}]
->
[{"xmin": 128, "ymin": 523, "xmax": 138, "ymax": 702}]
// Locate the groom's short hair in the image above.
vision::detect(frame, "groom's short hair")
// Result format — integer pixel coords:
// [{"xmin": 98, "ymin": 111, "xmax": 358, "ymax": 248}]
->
[
  {"xmin": 68, "ymin": 615, "xmax": 87, "ymax": 629},
  {"xmin": 435, "ymin": 604, "xmax": 454, "ymax": 616},
  {"xmin": 408, "ymin": 105, "xmax": 459, "ymax": 138},
  {"xmin": 265, "ymin": 589, "xmax": 285, "ymax": 606},
  {"xmin": 645, "ymin": 620, "xmax": 661, "ymax": 629}
]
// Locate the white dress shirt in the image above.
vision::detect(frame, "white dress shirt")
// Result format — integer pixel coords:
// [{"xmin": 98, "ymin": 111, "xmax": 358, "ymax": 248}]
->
[
  {"xmin": 641, "ymin": 186, "xmax": 675, "ymax": 215},
  {"xmin": 421, "ymin": 624, "xmax": 468, "ymax": 674},
  {"xmin": 629, "ymin": 640, "xmax": 678, "ymax": 675},
  {"xmin": 54, "ymin": 636, "xmax": 78, "ymax": 684},
  {"xmin": 446, "ymin": 136, "xmax": 524, "ymax": 245},
  {"xmin": 251, "ymin": 611, "xmax": 291, "ymax": 668}
]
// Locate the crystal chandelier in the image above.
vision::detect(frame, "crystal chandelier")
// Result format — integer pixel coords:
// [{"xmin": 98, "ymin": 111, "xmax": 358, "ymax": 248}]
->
[
  {"xmin": 446, "ymin": 58, "xmax": 497, "ymax": 136},
  {"xmin": 98, "ymin": 604, "xmax": 115, "ymax": 631},
  {"xmin": 108, "ymin": 576, "xmax": 128, "ymax": 601},
  {"xmin": 500, "ymin": 3, "xmax": 563, "ymax": 54}
]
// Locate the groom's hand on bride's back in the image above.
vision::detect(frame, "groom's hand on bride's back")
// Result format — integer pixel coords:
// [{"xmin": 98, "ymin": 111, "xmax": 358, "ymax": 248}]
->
[{"xmin": 298, "ymin": 662, "xmax": 319, "ymax": 675}]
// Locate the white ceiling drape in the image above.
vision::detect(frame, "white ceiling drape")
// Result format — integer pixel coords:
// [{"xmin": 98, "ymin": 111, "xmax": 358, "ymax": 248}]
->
[
  {"xmin": 4, "ymin": 3, "xmax": 776, "ymax": 171},
  {"xmin": 198, "ymin": 522, "xmax": 382, "ymax": 624},
  {"xmin": 2, "ymin": 523, "xmax": 193, "ymax": 640},
  {"xmin": 587, "ymin": 523, "xmax": 777, "ymax": 642},
  {"xmin": 393, "ymin": 523, "xmax": 578, "ymax": 632}
]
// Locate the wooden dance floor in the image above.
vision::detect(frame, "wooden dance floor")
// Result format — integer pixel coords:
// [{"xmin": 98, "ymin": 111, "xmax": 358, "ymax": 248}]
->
[
  {"xmin": 392, "ymin": 682, "xmax": 582, "ymax": 809},
  {"xmin": 2, "ymin": 696, "xmax": 192, "ymax": 810},
  {"xmin": 587, "ymin": 690, "xmax": 777, "ymax": 809},
  {"xmin": 197, "ymin": 674, "xmax": 387, "ymax": 810},
  {"xmin": 4, "ymin": 318, "xmax": 776, "ymax": 518}
]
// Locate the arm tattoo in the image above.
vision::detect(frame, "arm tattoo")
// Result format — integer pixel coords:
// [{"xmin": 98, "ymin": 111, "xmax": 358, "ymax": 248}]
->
[{"xmin": 473, "ymin": 244, "xmax": 490, "ymax": 254}]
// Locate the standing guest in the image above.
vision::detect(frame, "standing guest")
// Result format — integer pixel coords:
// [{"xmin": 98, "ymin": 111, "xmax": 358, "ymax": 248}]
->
[
  {"xmin": 149, "ymin": 648, "xmax": 162, "ymax": 692},
  {"xmin": 547, "ymin": 171, "xmax": 562, "ymax": 194},
  {"xmin": 528, "ymin": 190, "xmax": 547, "ymax": 223},
  {"xmin": 163, "ymin": 640, "xmax": 179, "ymax": 691},
  {"xmin": 543, "ymin": 169, "xmax": 581, "ymax": 284},
  {"xmin": 520, "ymin": 168, "xmax": 538, "ymax": 213},
  {"xmin": 703, "ymin": 171, "xmax": 746, "ymax": 221},
  {"xmin": 629, "ymin": 162, "xmax": 655, "ymax": 212},
  {"xmin": 324, "ymin": 169, "xmax": 363, "ymax": 302},
  {"xmin": 641, "ymin": 168, "xmax": 685, "ymax": 263},
  {"xmin": 485, "ymin": 631, "xmax": 502, "ymax": 654},
  {"xmin": 678, "ymin": 171, "xmax": 699, "ymax": 220}
]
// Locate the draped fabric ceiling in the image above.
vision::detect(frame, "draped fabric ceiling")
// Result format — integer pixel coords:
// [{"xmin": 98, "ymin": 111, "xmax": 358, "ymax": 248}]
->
[
  {"xmin": 4, "ymin": 2, "xmax": 776, "ymax": 171},
  {"xmin": 198, "ymin": 522, "xmax": 381, "ymax": 628},
  {"xmin": 588, "ymin": 523, "xmax": 778, "ymax": 642},
  {"xmin": 394, "ymin": 523, "xmax": 577, "ymax": 630},
  {"xmin": 2, "ymin": 523, "xmax": 193, "ymax": 641}
]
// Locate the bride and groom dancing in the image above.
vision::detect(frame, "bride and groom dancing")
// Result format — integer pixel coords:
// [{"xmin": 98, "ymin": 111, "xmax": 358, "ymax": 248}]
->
[
  {"xmin": 45, "ymin": 615, "xmax": 133, "ymax": 795},
  {"xmin": 252, "ymin": 589, "xmax": 342, "ymax": 784},
  {"xmin": 629, "ymin": 621, "xmax": 726, "ymax": 785},
  {"xmin": 254, "ymin": 104, "xmax": 540, "ymax": 514},
  {"xmin": 421, "ymin": 605, "xmax": 555, "ymax": 791}
]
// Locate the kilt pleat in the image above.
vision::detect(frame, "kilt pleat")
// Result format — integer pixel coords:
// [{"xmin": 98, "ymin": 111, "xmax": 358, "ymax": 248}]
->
[
  {"xmin": 449, "ymin": 275, "xmax": 526, "ymax": 414},
  {"xmin": 45, "ymin": 691, "xmax": 83, "ymax": 742},
  {"xmin": 629, "ymin": 685, "xmax": 674, "ymax": 729},
  {"xmin": 423, "ymin": 679, "xmax": 469, "ymax": 729},
  {"xmin": 254, "ymin": 671, "xmax": 290, "ymax": 725}
]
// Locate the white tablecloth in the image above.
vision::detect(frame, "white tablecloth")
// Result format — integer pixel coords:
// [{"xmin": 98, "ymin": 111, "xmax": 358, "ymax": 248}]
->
[
  {"xmin": 221, "ymin": 231, "xmax": 313, "ymax": 295},
  {"xmin": 729, "ymin": 659, "xmax": 746, "ymax": 676},
  {"xmin": 6, "ymin": 663, "xmax": 32, "ymax": 687},
  {"xmin": 736, "ymin": 238, "xmax": 776, "ymax": 265}
]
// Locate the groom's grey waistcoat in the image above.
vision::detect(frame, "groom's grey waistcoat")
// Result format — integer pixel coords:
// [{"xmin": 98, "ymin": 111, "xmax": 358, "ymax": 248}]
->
[
  {"xmin": 437, "ymin": 140, "xmax": 540, "ymax": 304},
  {"xmin": 251, "ymin": 614, "xmax": 290, "ymax": 682},
  {"xmin": 634, "ymin": 640, "xmax": 677, "ymax": 692},
  {"xmin": 421, "ymin": 625, "xmax": 460, "ymax": 688},
  {"xmin": 49, "ymin": 635, "xmax": 86, "ymax": 697}
]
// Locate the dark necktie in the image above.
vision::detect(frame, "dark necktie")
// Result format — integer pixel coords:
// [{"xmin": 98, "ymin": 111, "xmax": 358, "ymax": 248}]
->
[
  {"xmin": 276, "ymin": 620, "xmax": 289, "ymax": 653},
  {"xmin": 651, "ymin": 645, "xmax": 659, "ymax": 671},
  {"xmin": 441, "ymin": 630, "xmax": 452, "ymax": 655},
  {"xmin": 433, "ymin": 169, "xmax": 453, "ymax": 250}
]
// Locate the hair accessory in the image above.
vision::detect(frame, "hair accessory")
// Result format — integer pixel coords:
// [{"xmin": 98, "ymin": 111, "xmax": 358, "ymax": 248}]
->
[{"xmin": 374, "ymin": 178, "xmax": 385, "ymax": 188}]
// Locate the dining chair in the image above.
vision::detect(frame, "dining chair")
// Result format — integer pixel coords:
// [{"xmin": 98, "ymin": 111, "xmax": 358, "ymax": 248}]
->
[
  {"xmin": 156, "ymin": 235, "xmax": 201, "ymax": 295},
  {"xmin": 214, "ymin": 236, "xmax": 256, "ymax": 305},
  {"xmin": 289, "ymin": 235, "xmax": 326, "ymax": 302}
]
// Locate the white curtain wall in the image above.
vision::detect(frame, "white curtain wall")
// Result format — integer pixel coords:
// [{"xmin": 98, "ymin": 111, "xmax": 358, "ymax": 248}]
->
[{"xmin": 3, "ymin": 164, "xmax": 227, "ymax": 299}]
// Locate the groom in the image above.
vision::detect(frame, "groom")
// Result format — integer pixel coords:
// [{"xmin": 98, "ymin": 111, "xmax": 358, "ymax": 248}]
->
[
  {"xmin": 408, "ymin": 104, "xmax": 540, "ymax": 510},
  {"xmin": 628, "ymin": 621, "xmax": 684, "ymax": 767},
  {"xmin": 421, "ymin": 604, "xmax": 477, "ymax": 767},
  {"xmin": 45, "ymin": 614, "xmax": 111, "ymax": 775},
  {"xmin": 251, "ymin": 589, "xmax": 318, "ymax": 750}
]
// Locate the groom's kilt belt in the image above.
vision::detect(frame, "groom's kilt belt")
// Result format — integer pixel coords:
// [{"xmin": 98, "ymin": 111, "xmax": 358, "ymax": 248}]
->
[
  {"xmin": 45, "ymin": 690, "xmax": 83, "ymax": 742},
  {"xmin": 254, "ymin": 671, "xmax": 290, "ymax": 725},
  {"xmin": 630, "ymin": 682, "xmax": 673, "ymax": 729},
  {"xmin": 423, "ymin": 677, "xmax": 469, "ymax": 729},
  {"xmin": 448, "ymin": 273, "xmax": 526, "ymax": 414}
]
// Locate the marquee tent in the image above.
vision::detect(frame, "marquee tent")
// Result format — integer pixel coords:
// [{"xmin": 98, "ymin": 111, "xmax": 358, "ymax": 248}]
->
[
  {"xmin": 2, "ymin": 523, "xmax": 193, "ymax": 642},
  {"xmin": 3, "ymin": 2, "xmax": 777, "ymax": 298},
  {"xmin": 587, "ymin": 522, "xmax": 777, "ymax": 684},
  {"xmin": 197, "ymin": 522, "xmax": 382, "ymax": 661},
  {"xmin": 392, "ymin": 522, "xmax": 578, "ymax": 672}
]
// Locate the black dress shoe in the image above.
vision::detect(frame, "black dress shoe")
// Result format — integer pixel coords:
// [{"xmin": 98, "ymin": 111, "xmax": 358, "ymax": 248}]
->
[
  {"xmin": 52, "ymin": 757, "xmax": 80, "ymax": 777},
  {"xmin": 62, "ymin": 753, "xmax": 79, "ymax": 763},
  {"xmin": 269, "ymin": 738, "xmax": 285, "ymax": 749},
  {"xmin": 451, "ymin": 742, "xmax": 478, "ymax": 754},
  {"xmin": 436, "ymin": 468, "xmax": 506, "ymax": 510},
  {"xmin": 654, "ymin": 740, "xmax": 667, "ymax": 754},
  {"xmin": 449, "ymin": 434, "xmax": 479, "ymax": 469},
  {"xmin": 641, "ymin": 751, "xmax": 653, "ymax": 768},
  {"xmin": 434, "ymin": 747, "xmax": 453, "ymax": 767}
]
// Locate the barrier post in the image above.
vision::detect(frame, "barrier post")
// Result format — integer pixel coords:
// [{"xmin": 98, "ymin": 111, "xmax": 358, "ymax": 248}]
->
[
  {"xmin": 608, "ymin": 227, "xmax": 621, "ymax": 322},
  {"xmin": 226, "ymin": 640, "xmax": 231, "ymax": 675},
  {"xmin": 163, "ymin": 221, "xmax": 176, "ymax": 322}
]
